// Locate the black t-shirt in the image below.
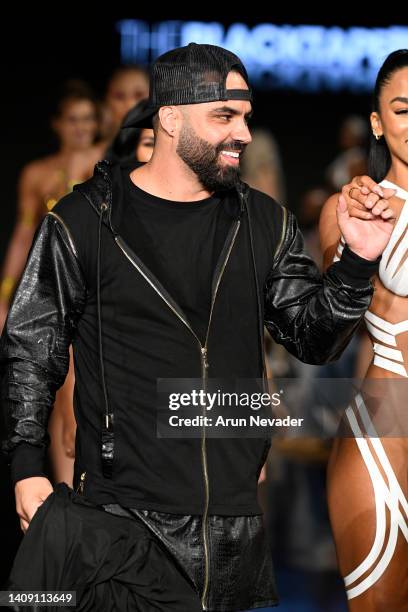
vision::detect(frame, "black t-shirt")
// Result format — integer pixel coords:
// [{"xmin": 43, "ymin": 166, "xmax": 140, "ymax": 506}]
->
[{"xmin": 119, "ymin": 168, "xmax": 232, "ymax": 345}]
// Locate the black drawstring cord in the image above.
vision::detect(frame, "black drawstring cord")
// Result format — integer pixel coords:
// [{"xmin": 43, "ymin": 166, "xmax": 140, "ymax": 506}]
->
[{"xmin": 97, "ymin": 201, "xmax": 114, "ymax": 478}]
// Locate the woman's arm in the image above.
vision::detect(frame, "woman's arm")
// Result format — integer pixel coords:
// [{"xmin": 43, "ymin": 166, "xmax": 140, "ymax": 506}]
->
[{"xmin": 319, "ymin": 193, "xmax": 343, "ymax": 271}]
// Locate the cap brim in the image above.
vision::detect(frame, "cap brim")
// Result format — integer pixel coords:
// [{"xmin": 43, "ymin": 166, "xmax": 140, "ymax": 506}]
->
[{"xmin": 121, "ymin": 103, "xmax": 158, "ymax": 129}]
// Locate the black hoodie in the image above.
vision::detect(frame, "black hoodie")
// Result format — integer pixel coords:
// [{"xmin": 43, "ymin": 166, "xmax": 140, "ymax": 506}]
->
[{"xmin": 1, "ymin": 159, "xmax": 378, "ymax": 515}]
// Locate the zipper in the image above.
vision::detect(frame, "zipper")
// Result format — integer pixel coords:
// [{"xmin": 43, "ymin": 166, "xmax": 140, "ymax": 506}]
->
[
  {"xmin": 47, "ymin": 211, "xmax": 79, "ymax": 259},
  {"xmin": 114, "ymin": 219, "xmax": 241, "ymax": 610},
  {"xmin": 76, "ymin": 471, "xmax": 86, "ymax": 495},
  {"xmin": 200, "ymin": 345, "xmax": 210, "ymax": 608},
  {"xmin": 114, "ymin": 236, "xmax": 201, "ymax": 341},
  {"xmin": 200, "ymin": 219, "xmax": 240, "ymax": 608}
]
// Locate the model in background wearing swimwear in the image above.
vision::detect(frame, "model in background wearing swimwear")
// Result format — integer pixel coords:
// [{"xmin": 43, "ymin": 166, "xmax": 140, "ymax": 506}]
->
[
  {"xmin": 319, "ymin": 50, "xmax": 408, "ymax": 611},
  {"xmin": 0, "ymin": 80, "xmax": 101, "ymax": 486}
]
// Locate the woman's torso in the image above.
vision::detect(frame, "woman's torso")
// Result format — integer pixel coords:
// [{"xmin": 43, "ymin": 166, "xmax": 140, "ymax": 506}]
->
[{"xmin": 364, "ymin": 179, "xmax": 408, "ymax": 379}]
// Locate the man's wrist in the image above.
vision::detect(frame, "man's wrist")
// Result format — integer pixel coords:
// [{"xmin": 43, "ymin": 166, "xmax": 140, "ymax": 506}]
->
[
  {"xmin": 10, "ymin": 443, "xmax": 47, "ymax": 489},
  {"xmin": 332, "ymin": 244, "xmax": 381, "ymax": 286},
  {"xmin": 347, "ymin": 246, "xmax": 379, "ymax": 262}
]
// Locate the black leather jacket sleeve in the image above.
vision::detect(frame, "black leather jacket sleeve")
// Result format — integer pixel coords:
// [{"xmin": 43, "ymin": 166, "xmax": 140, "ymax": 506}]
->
[
  {"xmin": 0, "ymin": 212, "xmax": 86, "ymax": 486},
  {"xmin": 264, "ymin": 210, "xmax": 379, "ymax": 364}
]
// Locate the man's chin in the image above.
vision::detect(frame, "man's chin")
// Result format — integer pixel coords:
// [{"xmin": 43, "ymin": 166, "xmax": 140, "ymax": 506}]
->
[
  {"xmin": 220, "ymin": 163, "xmax": 240, "ymax": 180},
  {"xmin": 210, "ymin": 166, "xmax": 240, "ymax": 191},
  {"xmin": 195, "ymin": 162, "xmax": 241, "ymax": 192}
]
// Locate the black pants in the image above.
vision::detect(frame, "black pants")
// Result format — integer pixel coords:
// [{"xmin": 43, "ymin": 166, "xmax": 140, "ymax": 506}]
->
[{"xmin": 7, "ymin": 483, "xmax": 202, "ymax": 611}]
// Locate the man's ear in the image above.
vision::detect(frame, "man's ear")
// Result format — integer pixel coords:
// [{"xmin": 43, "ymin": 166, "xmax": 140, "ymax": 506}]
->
[
  {"xmin": 370, "ymin": 111, "xmax": 383, "ymax": 139},
  {"xmin": 158, "ymin": 106, "xmax": 179, "ymax": 137}
]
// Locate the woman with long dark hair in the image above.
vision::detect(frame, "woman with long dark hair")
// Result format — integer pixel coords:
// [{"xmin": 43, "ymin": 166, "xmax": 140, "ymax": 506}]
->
[
  {"xmin": 107, "ymin": 99, "xmax": 155, "ymax": 164},
  {"xmin": 320, "ymin": 49, "xmax": 408, "ymax": 610}
]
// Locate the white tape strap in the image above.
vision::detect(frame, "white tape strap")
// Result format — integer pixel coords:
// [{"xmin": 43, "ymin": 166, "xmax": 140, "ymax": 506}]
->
[
  {"xmin": 379, "ymin": 179, "xmax": 408, "ymax": 296},
  {"xmin": 342, "ymin": 394, "xmax": 408, "ymax": 599}
]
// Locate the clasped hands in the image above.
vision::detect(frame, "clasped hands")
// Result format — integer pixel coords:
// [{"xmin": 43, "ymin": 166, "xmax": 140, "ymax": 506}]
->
[
  {"xmin": 335, "ymin": 176, "xmax": 402, "ymax": 261},
  {"xmin": 341, "ymin": 175, "xmax": 399, "ymax": 222}
]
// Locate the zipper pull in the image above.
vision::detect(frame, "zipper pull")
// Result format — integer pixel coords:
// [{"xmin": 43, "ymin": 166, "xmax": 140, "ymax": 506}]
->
[
  {"xmin": 76, "ymin": 471, "xmax": 86, "ymax": 495},
  {"xmin": 201, "ymin": 347, "xmax": 209, "ymax": 370}
]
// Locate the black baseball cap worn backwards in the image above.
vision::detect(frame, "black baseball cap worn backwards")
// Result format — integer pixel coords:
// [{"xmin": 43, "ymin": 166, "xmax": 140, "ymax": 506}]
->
[{"xmin": 122, "ymin": 42, "xmax": 252, "ymax": 129}]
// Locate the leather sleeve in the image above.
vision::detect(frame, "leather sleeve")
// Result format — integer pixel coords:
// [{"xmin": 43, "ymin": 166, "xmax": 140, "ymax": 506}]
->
[
  {"xmin": 0, "ymin": 212, "xmax": 87, "ymax": 486},
  {"xmin": 264, "ymin": 209, "xmax": 379, "ymax": 365}
]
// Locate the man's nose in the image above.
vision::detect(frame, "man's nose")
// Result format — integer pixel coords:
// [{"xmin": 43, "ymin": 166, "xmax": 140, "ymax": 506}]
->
[{"xmin": 231, "ymin": 121, "xmax": 252, "ymax": 145}]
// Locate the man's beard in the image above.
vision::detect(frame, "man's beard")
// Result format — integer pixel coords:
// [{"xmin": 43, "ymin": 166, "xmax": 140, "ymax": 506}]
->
[{"xmin": 176, "ymin": 122, "xmax": 244, "ymax": 192}]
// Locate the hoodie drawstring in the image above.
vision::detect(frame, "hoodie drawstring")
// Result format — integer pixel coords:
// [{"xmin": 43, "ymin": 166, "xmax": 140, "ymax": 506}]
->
[{"xmin": 97, "ymin": 201, "xmax": 114, "ymax": 478}]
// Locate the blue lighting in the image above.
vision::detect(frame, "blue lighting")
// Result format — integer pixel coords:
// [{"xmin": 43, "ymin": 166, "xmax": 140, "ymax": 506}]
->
[{"xmin": 117, "ymin": 20, "xmax": 408, "ymax": 92}]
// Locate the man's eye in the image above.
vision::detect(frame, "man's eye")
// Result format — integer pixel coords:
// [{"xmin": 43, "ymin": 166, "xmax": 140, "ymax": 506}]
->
[
  {"xmin": 218, "ymin": 115, "xmax": 231, "ymax": 121},
  {"xmin": 395, "ymin": 109, "xmax": 408, "ymax": 114}
]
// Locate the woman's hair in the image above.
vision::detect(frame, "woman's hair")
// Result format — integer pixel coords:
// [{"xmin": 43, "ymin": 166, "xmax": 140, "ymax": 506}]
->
[
  {"xmin": 106, "ymin": 64, "xmax": 149, "ymax": 92},
  {"xmin": 109, "ymin": 127, "xmax": 144, "ymax": 163},
  {"xmin": 369, "ymin": 49, "xmax": 408, "ymax": 181},
  {"xmin": 108, "ymin": 98, "xmax": 151, "ymax": 163},
  {"xmin": 52, "ymin": 79, "xmax": 98, "ymax": 119}
]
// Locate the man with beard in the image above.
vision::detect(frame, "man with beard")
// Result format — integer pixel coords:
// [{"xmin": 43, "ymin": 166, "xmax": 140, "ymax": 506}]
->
[{"xmin": 1, "ymin": 44, "xmax": 396, "ymax": 611}]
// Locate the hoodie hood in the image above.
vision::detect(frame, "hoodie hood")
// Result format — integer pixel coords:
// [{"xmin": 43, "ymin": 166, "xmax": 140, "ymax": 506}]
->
[{"xmin": 74, "ymin": 159, "xmax": 246, "ymax": 235}]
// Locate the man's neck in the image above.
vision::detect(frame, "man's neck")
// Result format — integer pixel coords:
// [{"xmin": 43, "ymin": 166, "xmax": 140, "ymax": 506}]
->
[{"xmin": 130, "ymin": 150, "xmax": 214, "ymax": 202}]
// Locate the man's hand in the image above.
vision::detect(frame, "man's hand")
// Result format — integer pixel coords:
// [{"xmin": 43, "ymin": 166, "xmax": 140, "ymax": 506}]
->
[
  {"xmin": 15, "ymin": 476, "xmax": 53, "ymax": 534},
  {"xmin": 336, "ymin": 175, "xmax": 399, "ymax": 260},
  {"xmin": 336, "ymin": 195, "xmax": 395, "ymax": 260}
]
